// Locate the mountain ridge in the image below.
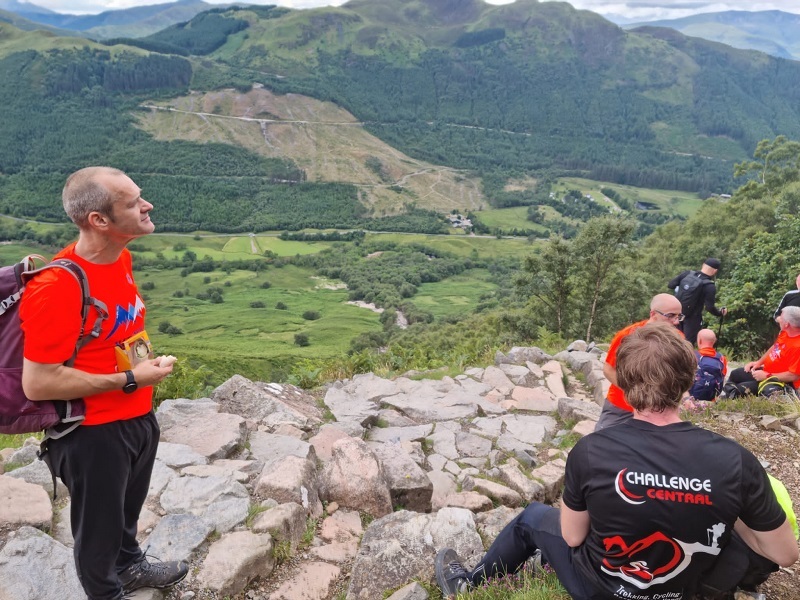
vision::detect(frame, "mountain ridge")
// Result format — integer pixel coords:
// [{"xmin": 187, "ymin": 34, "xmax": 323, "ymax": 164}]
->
[{"xmin": 623, "ymin": 10, "xmax": 800, "ymax": 60}]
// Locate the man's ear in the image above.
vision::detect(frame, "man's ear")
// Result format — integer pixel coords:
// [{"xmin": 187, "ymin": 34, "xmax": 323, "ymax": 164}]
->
[{"xmin": 87, "ymin": 211, "xmax": 110, "ymax": 229}]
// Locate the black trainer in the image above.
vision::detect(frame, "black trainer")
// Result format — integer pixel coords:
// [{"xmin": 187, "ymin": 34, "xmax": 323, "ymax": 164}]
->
[
  {"xmin": 119, "ymin": 554, "xmax": 189, "ymax": 593},
  {"xmin": 435, "ymin": 548, "xmax": 472, "ymax": 598}
]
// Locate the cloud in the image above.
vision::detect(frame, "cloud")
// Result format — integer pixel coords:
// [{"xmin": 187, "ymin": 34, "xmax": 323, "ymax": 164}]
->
[{"xmin": 33, "ymin": 0, "xmax": 800, "ymax": 18}]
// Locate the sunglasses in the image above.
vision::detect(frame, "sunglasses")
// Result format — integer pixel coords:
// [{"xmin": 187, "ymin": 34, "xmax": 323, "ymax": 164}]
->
[{"xmin": 654, "ymin": 309, "xmax": 685, "ymax": 322}]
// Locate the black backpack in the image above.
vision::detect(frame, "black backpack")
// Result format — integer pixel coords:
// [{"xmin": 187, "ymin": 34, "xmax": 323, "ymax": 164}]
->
[
  {"xmin": 0, "ymin": 254, "xmax": 108, "ymax": 438},
  {"xmin": 689, "ymin": 351, "xmax": 725, "ymax": 401},
  {"xmin": 674, "ymin": 271, "xmax": 708, "ymax": 315}
]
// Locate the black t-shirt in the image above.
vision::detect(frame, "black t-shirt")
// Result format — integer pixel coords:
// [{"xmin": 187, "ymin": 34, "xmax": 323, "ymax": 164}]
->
[
  {"xmin": 774, "ymin": 289, "xmax": 800, "ymax": 319},
  {"xmin": 562, "ymin": 419, "xmax": 785, "ymax": 600}
]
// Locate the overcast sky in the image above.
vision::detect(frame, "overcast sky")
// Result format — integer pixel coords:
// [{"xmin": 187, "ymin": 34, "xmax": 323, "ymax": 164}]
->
[{"xmin": 28, "ymin": 0, "xmax": 800, "ymax": 20}]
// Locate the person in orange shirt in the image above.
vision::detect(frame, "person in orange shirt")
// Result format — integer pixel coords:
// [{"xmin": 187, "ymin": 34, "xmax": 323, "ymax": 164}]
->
[
  {"xmin": 594, "ymin": 293, "xmax": 684, "ymax": 431},
  {"xmin": 726, "ymin": 305, "xmax": 800, "ymax": 398},
  {"xmin": 20, "ymin": 167, "xmax": 188, "ymax": 600}
]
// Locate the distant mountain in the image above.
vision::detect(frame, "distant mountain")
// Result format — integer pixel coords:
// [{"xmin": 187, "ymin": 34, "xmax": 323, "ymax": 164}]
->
[
  {"xmin": 0, "ymin": 0, "xmax": 224, "ymax": 39},
  {"xmin": 3, "ymin": 0, "xmax": 800, "ymax": 232},
  {"xmin": 623, "ymin": 10, "xmax": 800, "ymax": 60},
  {"xmin": 0, "ymin": 0, "xmax": 54, "ymax": 17},
  {"xmin": 0, "ymin": 7, "xmax": 77, "ymax": 36}
]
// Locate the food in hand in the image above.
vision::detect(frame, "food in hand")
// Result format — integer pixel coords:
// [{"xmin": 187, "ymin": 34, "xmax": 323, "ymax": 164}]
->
[{"xmin": 158, "ymin": 355, "xmax": 178, "ymax": 367}]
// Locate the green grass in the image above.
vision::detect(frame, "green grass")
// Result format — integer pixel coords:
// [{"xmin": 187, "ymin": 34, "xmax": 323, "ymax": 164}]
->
[
  {"xmin": 472, "ymin": 207, "xmax": 547, "ymax": 232},
  {"xmin": 414, "ymin": 270, "xmax": 497, "ymax": 320},
  {"xmin": 460, "ymin": 568, "xmax": 570, "ymax": 600},
  {"xmin": 363, "ymin": 233, "xmax": 538, "ymax": 259},
  {"xmin": 554, "ymin": 177, "xmax": 704, "ymax": 218},
  {"xmin": 142, "ymin": 263, "xmax": 383, "ymax": 382}
]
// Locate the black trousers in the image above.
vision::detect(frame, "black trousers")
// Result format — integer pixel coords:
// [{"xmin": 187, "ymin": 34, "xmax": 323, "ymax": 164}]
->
[
  {"xmin": 46, "ymin": 412, "xmax": 159, "ymax": 600},
  {"xmin": 680, "ymin": 313, "xmax": 703, "ymax": 346},
  {"xmin": 698, "ymin": 531, "xmax": 778, "ymax": 598},
  {"xmin": 468, "ymin": 502, "xmax": 602, "ymax": 600}
]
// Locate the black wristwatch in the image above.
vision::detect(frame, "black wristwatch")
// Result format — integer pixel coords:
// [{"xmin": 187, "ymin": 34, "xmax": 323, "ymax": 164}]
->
[{"xmin": 122, "ymin": 370, "xmax": 138, "ymax": 394}]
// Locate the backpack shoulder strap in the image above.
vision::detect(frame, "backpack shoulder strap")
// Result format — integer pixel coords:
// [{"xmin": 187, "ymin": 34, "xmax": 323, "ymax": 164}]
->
[{"xmin": 22, "ymin": 259, "xmax": 109, "ymax": 364}]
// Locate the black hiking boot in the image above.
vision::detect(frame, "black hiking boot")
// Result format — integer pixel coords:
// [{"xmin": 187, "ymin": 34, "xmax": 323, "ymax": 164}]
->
[
  {"xmin": 119, "ymin": 554, "xmax": 189, "ymax": 593},
  {"xmin": 435, "ymin": 548, "xmax": 473, "ymax": 598}
]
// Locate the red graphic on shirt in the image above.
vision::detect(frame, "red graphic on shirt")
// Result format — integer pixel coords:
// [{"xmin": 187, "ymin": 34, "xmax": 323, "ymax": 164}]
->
[
  {"xmin": 616, "ymin": 468, "xmax": 645, "ymax": 502},
  {"xmin": 602, "ymin": 532, "xmax": 684, "ymax": 583}
]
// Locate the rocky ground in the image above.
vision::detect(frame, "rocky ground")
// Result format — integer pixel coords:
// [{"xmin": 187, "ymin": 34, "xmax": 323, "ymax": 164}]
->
[
  {"xmin": 1, "ymin": 345, "xmax": 798, "ymax": 600},
  {"xmin": 689, "ymin": 405, "xmax": 800, "ymax": 600}
]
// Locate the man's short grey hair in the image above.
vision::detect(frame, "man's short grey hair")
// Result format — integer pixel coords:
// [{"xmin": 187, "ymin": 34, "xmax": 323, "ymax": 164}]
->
[
  {"xmin": 62, "ymin": 166, "xmax": 125, "ymax": 228},
  {"xmin": 782, "ymin": 306, "xmax": 800, "ymax": 328}
]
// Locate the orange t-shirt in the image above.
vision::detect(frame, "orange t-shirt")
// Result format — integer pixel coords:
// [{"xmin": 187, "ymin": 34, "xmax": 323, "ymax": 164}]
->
[
  {"xmin": 605, "ymin": 320, "xmax": 649, "ymax": 412},
  {"xmin": 763, "ymin": 330, "xmax": 800, "ymax": 389},
  {"xmin": 698, "ymin": 346, "xmax": 727, "ymax": 375},
  {"xmin": 20, "ymin": 244, "xmax": 153, "ymax": 425}
]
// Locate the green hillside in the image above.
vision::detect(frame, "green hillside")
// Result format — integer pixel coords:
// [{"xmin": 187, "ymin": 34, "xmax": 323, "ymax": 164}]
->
[{"xmin": 1, "ymin": 0, "xmax": 800, "ymax": 235}]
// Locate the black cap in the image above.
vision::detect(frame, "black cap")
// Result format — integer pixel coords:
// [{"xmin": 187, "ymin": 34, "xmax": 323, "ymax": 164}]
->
[{"xmin": 704, "ymin": 258, "xmax": 721, "ymax": 270}]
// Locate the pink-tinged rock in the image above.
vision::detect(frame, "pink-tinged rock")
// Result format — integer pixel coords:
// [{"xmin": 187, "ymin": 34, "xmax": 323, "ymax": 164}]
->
[
  {"xmin": 511, "ymin": 386, "xmax": 558, "ymax": 412},
  {"xmin": 269, "ymin": 561, "xmax": 341, "ymax": 600},
  {"xmin": 572, "ymin": 420, "xmax": 597, "ymax": 437},
  {"xmin": 196, "ymin": 531, "xmax": 275, "ymax": 597},
  {"xmin": 309, "ymin": 425, "xmax": 352, "ymax": 462},
  {"xmin": 442, "ymin": 491, "xmax": 494, "ymax": 512},
  {"xmin": 0, "ymin": 476, "xmax": 52, "ymax": 528},
  {"xmin": 319, "ymin": 438, "xmax": 392, "ymax": 518}
]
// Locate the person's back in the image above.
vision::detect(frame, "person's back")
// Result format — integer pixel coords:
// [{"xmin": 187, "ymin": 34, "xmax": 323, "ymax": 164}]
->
[
  {"xmin": 689, "ymin": 329, "xmax": 727, "ymax": 401},
  {"xmin": 566, "ymin": 419, "xmax": 769, "ymax": 596},
  {"xmin": 668, "ymin": 258, "xmax": 727, "ymax": 346}
]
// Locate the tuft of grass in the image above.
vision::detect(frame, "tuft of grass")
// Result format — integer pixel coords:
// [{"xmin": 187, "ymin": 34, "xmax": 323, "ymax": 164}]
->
[
  {"xmin": 245, "ymin": 503, "xmax": 269, "ymax": 528},
  {"xmin": 272, "ymin": 539, "xmax": 292, "ymax": 565},
  {"xmin": 301, "ymin": 516, "xmax": 317, "ymax": 548},
  {"xmin": 464, "ymin": 568, "xmax": 570, "ymax": 600},
  {"xmin": 0, "ymin": 432, "xmax": 42, "ymax": 452},
  {"xmin": 360, "ymin": 511, "xmax": 375, "ymax": 529},
  {"xmin": 557, "ymin": 432, "xmax": 581, "ymax": 449}
]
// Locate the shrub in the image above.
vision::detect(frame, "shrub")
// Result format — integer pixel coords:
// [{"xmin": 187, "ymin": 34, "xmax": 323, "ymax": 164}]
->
[
  {"xmin": 250, "ymin": 301, "xmax": 266, "ymax": 308},
  {"xmin": 203, "ymin": 276, "xmax": 212, "ymax": 284},
  {"xmin": 261, "ymin": 281, "xmax": 272, "ymax": 289},
  {"xmin": 294, "ymin": 333, "xmax": 310, "ymax": 346},
  {"xmin": 140, "ymin": 281, "xmax": 155, "ymax": 290},
  {"xmin": 172, "ymin": 290, "xmax": 184, "ymax": 298},
  {"xmin": 302, "ymin": 310, "xmax": 321, "ymax": 321},
  {"xmin": 276, "ymin": 302, "xmax": 288, "ymax": 310}
]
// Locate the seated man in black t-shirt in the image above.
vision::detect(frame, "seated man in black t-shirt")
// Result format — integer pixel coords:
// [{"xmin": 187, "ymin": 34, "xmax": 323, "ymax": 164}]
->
[{"xmin": 434, "ymin": 323, "xmax": 797, "ymax": 600}]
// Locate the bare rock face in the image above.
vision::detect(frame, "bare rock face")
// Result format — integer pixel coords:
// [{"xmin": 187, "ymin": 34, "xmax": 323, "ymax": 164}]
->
[
  {"xmin": 195, "ymin": 530, "xmax": 275, "ymax": 597},
  {"xmin": 0, "ymin": 526, "xmax": 84, "ymax": 599},
  {"xmin": 369, "ymin": 442, "xmax": 433, "ymax": 513},
  {"xmin": 348, "ymin": 508, "xmax": 483, "ymax": 600},
  {"xmin": 255, "ymin": 455, "xmax": 323, "ymax": 517},
  {"xmin": 0, "ymin": 476, "xmax": 52, "ymax": 529},
  {"xmin": 212, "ymin": 375, "xmax": 323, "ymax": 430},
  {"xmin": 319, "ymin": 437, "xmax": 392, "ymax": 518}
]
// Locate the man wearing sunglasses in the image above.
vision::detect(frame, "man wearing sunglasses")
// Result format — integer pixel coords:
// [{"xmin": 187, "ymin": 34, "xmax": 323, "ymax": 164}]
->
[{"xmin": 594, "ymin": 293, "xmax": 685, "ymax": 430}]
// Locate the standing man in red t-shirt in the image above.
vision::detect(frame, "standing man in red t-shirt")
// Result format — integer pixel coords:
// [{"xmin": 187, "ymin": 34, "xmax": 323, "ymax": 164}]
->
[
  {"xmin": 594, "ymin": 293, "xmax": 684, "ymax": 430},
  {"xmin": 20, "ymin": 167, "xmax": 188, "ymax": 600},
  {"xmin": 726, "ymin": 305, "xmax": 800, "ymax": 398}
]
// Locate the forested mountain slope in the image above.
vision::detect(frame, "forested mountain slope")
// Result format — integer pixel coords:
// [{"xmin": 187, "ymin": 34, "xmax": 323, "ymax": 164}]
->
[{"xmin": 1, "ymin": 0, "xmax": 800, "ymax": 232}]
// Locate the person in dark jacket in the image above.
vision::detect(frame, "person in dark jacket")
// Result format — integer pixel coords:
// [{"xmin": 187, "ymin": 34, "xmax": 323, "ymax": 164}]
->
[
  {"xmin": 669, "ymin": 258, "xmax": 727, "ymax": 345},
  {"xmin": 774, "ymin": 272, "xmax": 800, "ymax": 322}
]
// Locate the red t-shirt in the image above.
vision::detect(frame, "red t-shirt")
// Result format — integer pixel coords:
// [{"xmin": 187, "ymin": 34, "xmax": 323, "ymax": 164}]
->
[
  {"xmin": 698, "ymin": 346, "xmax": 728, "ymax": 375},
  {"xmin": 605, "ymin": 320, "xmax": 649, "ymax": 412},
  {"xmin": 20, "ymin": 243, "xmax": 153, "ymax": 425},
  {"xmin": 763, "ymin": 330, "xmax": 800, "ymax": 389}
]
